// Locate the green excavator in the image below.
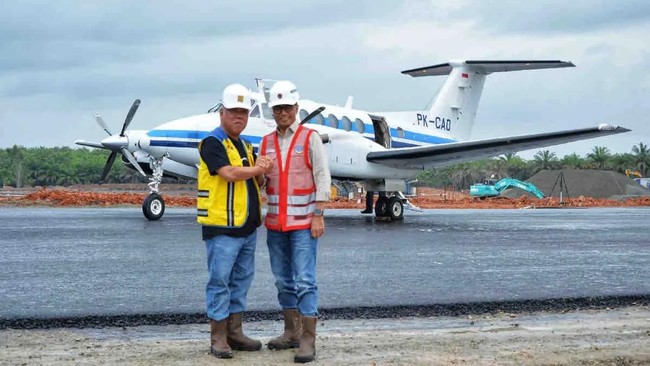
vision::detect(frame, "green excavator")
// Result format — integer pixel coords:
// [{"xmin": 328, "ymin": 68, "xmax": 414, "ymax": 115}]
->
[{"xmin": 470, "ymin": 178, "xmax": 545, "ymax": 199}]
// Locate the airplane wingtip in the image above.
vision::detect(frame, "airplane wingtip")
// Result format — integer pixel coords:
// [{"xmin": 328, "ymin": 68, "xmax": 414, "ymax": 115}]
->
[{"xmin": 598, "ymin": 124, "xmax": 631, "ymax": 133}]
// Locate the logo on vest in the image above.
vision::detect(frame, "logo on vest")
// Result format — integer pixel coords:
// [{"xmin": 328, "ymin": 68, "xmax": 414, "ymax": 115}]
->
[{"xmin": 294, "ymin": 145, "xmax": 304, "ymax": 154}]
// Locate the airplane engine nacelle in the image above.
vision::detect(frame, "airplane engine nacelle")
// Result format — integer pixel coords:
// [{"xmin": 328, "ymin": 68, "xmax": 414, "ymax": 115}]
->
[{"xmin": 136, "ymin": 135, "xmax": 167, "ymax": 158}]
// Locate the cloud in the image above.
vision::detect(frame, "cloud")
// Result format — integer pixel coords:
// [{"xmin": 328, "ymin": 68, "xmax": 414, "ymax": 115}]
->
[{"xmin": 0, "ymin": 0, "xmax": 648, "ymax": 159}]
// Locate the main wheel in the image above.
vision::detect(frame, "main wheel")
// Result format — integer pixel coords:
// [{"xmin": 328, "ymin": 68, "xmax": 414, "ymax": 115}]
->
[
  {"xmin": 142, "ymin": 193, "xmax": 165, "ymax": 221},
  {"xmin": 387, "ymin": 196, "xmax": 404, "ymax": 221},
  {"xmin": 374, "ymin": 196, "xmax": 388, "ymax": 217}
]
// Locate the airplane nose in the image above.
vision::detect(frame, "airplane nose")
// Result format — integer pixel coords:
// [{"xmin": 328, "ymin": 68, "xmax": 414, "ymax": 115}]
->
[{"xmin": 101, "ymin": 135, "xmax": 128, "ymax": 151}]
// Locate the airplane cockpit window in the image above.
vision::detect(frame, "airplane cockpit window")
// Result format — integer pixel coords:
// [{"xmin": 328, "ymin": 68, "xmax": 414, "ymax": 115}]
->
[
  {"xmin": 208, "ymin": 102, "xmax": 223, "ymax": 114},
  {"xmin": 261, "ymin": 103, "xmax": 274, "ymax": 120},
  {"xmin": 249, "ymin": 104, "xmax": 260, "ymax": 118},
  {"xmin": 327, "ymin": 114, "xmax": 338, "ymax": 128},
  {"xmin": 341, "ymin": 116, "xmax": 352, "ymax": 131},
  {"xmin": 396, "ymin": 127, "xmax": 405, "ymax": 138},
  {"xmin": 354, "ymin": 118, "xmax": 365, "ymax": 133}
]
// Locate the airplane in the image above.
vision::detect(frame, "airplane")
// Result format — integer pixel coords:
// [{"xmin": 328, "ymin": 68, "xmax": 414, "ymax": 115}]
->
[{"xmin": 75, "ymin": 59, "xmax": 630, "ymax": 221}]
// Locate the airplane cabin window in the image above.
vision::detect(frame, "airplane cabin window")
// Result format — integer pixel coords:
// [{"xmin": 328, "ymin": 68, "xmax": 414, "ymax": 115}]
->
[
  {"xmin": 327, "ymin": 114, "xmax": 338, "ymax": 128},
  {"xmin": 313, "ymin": 113, "xmax": 325, "ymax": 125},
  {"xmin": 299, "ymin": 109, "xmax": 309, "ymax": 122},
  {"xmin": 341, "ymin": 116, "xmax": 352, "ymax": 131},
  {"xmin": 354, "ymin": 118, "xmax": 365, "ymax": 133},
  {"xmin": 249, "ymin": 104, "xmax": 260, "ymax": 118},
  {"xmin": 396, "ymin": 127, "xmax": 405, "ymax": 138}
]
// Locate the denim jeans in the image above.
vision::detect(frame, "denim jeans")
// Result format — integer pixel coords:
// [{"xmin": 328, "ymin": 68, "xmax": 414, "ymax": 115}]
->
[
  {"xmin": 266, "ymin": 229, "xmax": 318, "ymax": 316},
  {"xmin": 204, "ymin": 232, "xmax": 257, "ymax": 321}
]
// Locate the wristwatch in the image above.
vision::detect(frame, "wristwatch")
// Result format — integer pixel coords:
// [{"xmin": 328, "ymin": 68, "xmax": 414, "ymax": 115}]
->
[{"xmin": 313, "ymin": 208, "xmax": 325, "ymax": 216}]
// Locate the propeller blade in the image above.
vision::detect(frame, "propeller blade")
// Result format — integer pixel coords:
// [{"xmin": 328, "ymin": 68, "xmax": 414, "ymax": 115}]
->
[
  {"xmin": 94, "ymin": 114, "xmax": 112, "ymax": 136},
  {"xmin": 100, "ymin": 152, "xmax": 118, "ymax": 183},
  {"xmin": 300, "ymin": 106, "xmax": 325, "ymax": 125},
  {"xmin": 120, "ymin": 148, "xmax": 147, "ymax": 177},
  {"xmin": 120, "ymin": 99, "xmax": 141, "ymax": 136}
]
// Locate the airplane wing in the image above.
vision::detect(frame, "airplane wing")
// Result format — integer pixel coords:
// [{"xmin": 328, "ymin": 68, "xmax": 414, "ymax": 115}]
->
[{"xmin": 366, "ymin": 124, "xmax": 630, "ymax": 169}]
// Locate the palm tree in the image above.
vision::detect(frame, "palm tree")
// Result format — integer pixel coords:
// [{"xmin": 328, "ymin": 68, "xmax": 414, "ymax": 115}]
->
[
  {"xmin": 631, "ymin": 142, "xmax": 649, "ymax": 176},
  {"xmin": 499, "ymin": 153, "xmax": 527, "ymax": 179},
  {"xmin": 532, "ymin": 150, "xmax": 559, "ymax": 172},
  {"xmin": 586, "ymin": 146, "xmax": 611, "ymax": 169},
  {"xmin": 561, "ymin": 153, "xmax": 585, "ymax": 169}
]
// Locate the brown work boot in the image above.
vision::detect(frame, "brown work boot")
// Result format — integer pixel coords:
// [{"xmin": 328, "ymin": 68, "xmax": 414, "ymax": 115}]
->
[
  {"xmin": 294, "ymin": 316, "xmax": 317, "ymax": 363},
  {"xmin": 267, "ymin": 308, "xmax": 302, "ymax": 350},
  {"xmin": 227, "ymin": 312, "xmax": 262, "ymax": 351},
  {"xmin": 209, "ymin": 318, "xmax": 233, "ymax": 359}
]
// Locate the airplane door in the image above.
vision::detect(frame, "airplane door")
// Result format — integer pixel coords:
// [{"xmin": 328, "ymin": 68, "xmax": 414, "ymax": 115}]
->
[{"xmin": 368, "ymin": 114, "xmax": 391, "ymax": 149}]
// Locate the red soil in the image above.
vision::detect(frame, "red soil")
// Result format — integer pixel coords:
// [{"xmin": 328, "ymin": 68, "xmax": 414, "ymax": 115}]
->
[{"xmin": 2, "ymin": 187, "xmax": 648, "ymax": 209}]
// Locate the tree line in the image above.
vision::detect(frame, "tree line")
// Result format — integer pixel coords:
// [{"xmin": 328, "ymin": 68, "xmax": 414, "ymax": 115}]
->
[{"xmin": 0, "ymin": 143, "xmax": 648, "ymax": 189}]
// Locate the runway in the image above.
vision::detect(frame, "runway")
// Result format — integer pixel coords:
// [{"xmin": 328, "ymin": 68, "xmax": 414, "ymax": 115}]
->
[{"xmin": 1, "ymin": 207, "xmax": 649, "ymax": 321}]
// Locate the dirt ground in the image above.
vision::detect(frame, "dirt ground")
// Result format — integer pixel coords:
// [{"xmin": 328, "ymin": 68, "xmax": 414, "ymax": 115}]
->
[
  {"xmin": 2, "ymin": 184, "xmax": 650, "ymax": 209},
  {"xmin": 2, "ymin": 306, "xmax": 649, "ymax": 366}
]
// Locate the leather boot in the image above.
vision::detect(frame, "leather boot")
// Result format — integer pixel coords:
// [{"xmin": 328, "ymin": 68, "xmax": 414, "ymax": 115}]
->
[
  {"xmin": 227, "ymin": 312, "xmax": 262, "ymax": 351},
  {"xmin": 294, "ymin": 316, "xmax": 317, "ymax": 363},
  {"xmin": 268, "ymin": 309, "xmax": 302, "ymax": 350},
  {"xmin": 210, "ymin": 319, "xmax": 233, "ymax": 359}
]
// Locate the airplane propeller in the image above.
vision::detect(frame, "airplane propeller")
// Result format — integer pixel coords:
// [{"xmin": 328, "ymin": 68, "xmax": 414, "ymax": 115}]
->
[{"xmin": 96, "ymin": 99, "xmax": 146, "ymax": 183}]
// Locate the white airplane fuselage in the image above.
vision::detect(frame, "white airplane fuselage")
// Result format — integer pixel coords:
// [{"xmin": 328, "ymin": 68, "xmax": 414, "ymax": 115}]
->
[{"xmin": 140, "ymin": 98, "xmax": 445, "ymax": 182}]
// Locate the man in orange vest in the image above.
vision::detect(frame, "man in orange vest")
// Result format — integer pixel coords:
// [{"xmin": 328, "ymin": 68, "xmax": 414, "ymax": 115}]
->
[{"xmin": 259, "ymin": 80, "xmax": 331, "ymax": 363}]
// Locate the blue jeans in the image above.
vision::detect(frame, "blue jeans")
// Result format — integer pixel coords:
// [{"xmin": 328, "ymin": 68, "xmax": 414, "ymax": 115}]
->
[
  {"xmin": 266, "ymin": 229, "xmax": 318, "ymax": 316},
  {"xmin": 204, "ymin": 232, "xmax": 257, "ymax": 321}
]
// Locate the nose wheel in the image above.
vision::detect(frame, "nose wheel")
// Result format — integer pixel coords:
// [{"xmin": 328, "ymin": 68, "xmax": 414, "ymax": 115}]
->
[{"xmin": 142, "ymin": 193, "xmax": 165, "ymax": 221}]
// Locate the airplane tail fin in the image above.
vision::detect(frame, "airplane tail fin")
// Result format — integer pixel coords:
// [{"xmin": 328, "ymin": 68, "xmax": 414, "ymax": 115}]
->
[{"xmin": 402, "ymin": 60, "xmax": 575, "ymax": 141}]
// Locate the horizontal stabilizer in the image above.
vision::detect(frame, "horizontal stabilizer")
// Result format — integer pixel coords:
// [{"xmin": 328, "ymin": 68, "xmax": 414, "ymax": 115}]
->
[
  {"xmin": 402, "ymin": 60, "xmax": 575, "ymax": 77},
  {"xmin": 366, "ymin": 125, "xmax": 629, "ymax": 170}
]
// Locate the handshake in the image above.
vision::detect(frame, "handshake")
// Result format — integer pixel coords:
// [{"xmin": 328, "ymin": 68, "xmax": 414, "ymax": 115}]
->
[{"xmin": 255, "ymin": 155, "xmax": 275, "ymax": 174}]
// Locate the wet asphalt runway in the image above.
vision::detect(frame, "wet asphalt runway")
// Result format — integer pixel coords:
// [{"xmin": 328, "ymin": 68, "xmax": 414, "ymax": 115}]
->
[{"xmin": 1, "ymin": 207, "xmax": 649, "ymax": 323}]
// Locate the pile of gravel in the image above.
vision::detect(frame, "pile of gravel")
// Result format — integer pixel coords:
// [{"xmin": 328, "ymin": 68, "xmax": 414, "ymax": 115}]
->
[{"xmin": 502, "ymin": 169, "xmax": 650, "ymax": 199}]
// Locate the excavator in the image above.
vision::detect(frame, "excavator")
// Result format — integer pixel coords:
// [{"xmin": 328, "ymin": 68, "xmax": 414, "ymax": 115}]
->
[
  {"xmin": 470, "ymin": 178, "xmax": 545, "ymax": 199},
  {"xmin": 625, "ymin": 169, "xmax": 643, "ymax": 178}
]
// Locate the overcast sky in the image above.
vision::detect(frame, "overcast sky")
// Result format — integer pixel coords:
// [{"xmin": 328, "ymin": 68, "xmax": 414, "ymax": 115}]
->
[{"xmin": 1, "ymin": 0, "xmax": 648, "ymax": 159}]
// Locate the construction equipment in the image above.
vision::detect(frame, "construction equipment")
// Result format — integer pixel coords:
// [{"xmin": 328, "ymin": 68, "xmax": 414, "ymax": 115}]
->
[
  {"xmin": 625, "ymin": 169, "xmax": 643, "ymax": 178},
  {"xmin": 470, "ymin": 178, "xmax": 545, "ymax": 199}
]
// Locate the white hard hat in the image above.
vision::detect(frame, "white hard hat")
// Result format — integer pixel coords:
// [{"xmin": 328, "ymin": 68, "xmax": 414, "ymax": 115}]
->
[
  {"xmin": 221, "ymin": 83, "xmax": 251, "ymax": 110},
  {"xmin": 268, "ymin": 80, "xmax": 300, "ymax": 108}
]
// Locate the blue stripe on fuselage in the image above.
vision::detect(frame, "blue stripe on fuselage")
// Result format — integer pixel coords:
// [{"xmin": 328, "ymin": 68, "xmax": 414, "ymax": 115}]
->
[{"xmin": 147, "ymin": 123, "xmax": 454, "ymax": 150}]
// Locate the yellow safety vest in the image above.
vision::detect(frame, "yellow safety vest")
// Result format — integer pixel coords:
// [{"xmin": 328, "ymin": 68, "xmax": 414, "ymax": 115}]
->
[{"xmin": 197, "ymin": 127, "xmax": 261, "ymax": 228}]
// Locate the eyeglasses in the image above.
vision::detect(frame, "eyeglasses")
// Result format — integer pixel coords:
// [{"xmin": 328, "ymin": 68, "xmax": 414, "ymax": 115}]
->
[{"xmin": 272, "ymin": 104, "xmax": 295, "ymax": 113}]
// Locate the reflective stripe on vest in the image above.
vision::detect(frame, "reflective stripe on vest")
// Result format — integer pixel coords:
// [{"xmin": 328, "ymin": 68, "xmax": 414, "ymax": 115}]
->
[{"xmin": 261, "ymin": 125, "xmax": 316, "ymax": 231}]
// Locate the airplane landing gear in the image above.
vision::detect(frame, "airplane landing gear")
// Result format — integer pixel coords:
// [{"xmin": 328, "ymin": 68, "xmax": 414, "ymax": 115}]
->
[
  {"xmin": 374, "ymin": 196, "xmax": 389, "ymax": 217},
  {"xmin": 387, "ymin": 196, "xmax": 404, "ymax": 221},
  {"xmin": 142, "ymin": 193, "xmax": 165, "ymax": 220},
  {"xmin": 374, "ymin": 194, "xmax": 404, "ymax": 221},
  {"xmin": 143, "ymin": 156, "xmax": 166, "ymax": 221}
]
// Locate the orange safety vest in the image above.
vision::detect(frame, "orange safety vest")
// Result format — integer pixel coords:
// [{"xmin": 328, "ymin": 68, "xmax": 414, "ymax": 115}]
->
[{"xmin": 261, "ymin": 125, "xmax": 316, "ymax": 231}]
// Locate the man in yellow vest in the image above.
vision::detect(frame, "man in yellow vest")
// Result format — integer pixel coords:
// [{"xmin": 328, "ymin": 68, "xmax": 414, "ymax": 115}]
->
[
  {"xmin": 197, "ymin": 83, "xmax": 273, "ymax": 359},
  {"xmin": 259, "ymin": 80, "xmax": 331, "ymax": 363}
]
